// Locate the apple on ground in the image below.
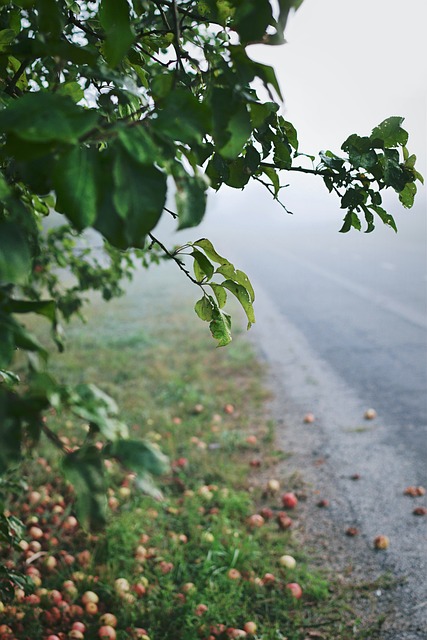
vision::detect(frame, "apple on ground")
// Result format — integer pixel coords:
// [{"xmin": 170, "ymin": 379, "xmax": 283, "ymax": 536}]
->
[
  {"xmin": 281, "ymin": 492, "xmax": 298, "ymax": 509},
  {"xmin": 279, "ymin": 554, "xmax": 296, "ymax": 569},
  {"xmin": 286, "ymin": 582, "xmax": 303, "ymax": 598}
]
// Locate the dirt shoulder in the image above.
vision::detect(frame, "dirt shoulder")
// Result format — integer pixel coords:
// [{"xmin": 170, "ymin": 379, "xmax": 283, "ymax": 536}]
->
[{"xmin": 248, "ymin": 282, "xmax": 427, "ymax": 640}]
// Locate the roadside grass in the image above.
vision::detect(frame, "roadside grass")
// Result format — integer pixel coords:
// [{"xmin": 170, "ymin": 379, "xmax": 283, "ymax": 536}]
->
[{"xmin": 1, "ymin": 266, "xmax": 388, "ymax": 639}]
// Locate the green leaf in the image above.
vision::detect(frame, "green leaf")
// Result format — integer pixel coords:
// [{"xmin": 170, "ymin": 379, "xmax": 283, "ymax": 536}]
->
[
  {"xmin": 221, "ymin": 279, "xmax": 255, "ymax": 329},
  {"xmin": 154, "ymin": 89, "xmax": 210, "ymax": 145},
  {"xmin": 0, "ymin": 93, "xmax": 98, "ymax": 144},
  {"xmin": 209, "ymin": 307, "xmax": 232, "ymax": 347},
  {"xmin": 36, "ymin": 0, "xmax": 64, "ymax": 37},
  {"xmin": 225, "ymin": 157, "xmax": 250, "ymax": 189},
  {"xmin": 339, "ymin": 212, "xmax": 361, "ymax": 233},
  {"xmin": 191, "ymin": 249, "xmax": 214, "ymax": 281},
  {"xmin": 380, "ymin": 150, "xmax": 409, "ymax": 191},
  {"xmin": 99, "ymin": 0, "xmax": 134, "ymax": 67},
  {"xmin": 0, "ymin": 369, "xmax": 20, "ymax": 387},
  {"xmin": 134, "ymin": 473, "xmax": 164, "ymax": 500},
  {"xmin": 195, "ymin": 296, "xmax": 215, "ymax": 321},
  {"xmin": 319, "ymin": 150, "xmax": 345, "ymax": 171},
  {"xmin": 370, "ymin": 205, "xmax": 397, "ymax": 232},
  {"xmin": 399, "ymin": 182, "xmax": 417, "ymax": 208},
  {"xmin": 117, "ymin": 127, "xmax": 158, "ymax": 165},
  {"xmin": 262, "ymin": 166, "xmax": 280, "ymax": 197},
  {"xmin": 150, "ymin": 72, "xmax": 174, "ymax": 100},
  {"xmin": 113, "ymin": 148, "xmax": 167, "ymax": 246},
  {"xmin": 0, "ymin": 29, "xmax": 16, "ymax": 52},
  {"xmin": 5, "ymin": 299, "xmax": 55, "ymax": 322},
  {"xmin": 249, "ymin": 101, "xmax": 279, "ymax": 128},
  {"xmin": 361, "ymin": 204, "xmax": 375, "ymax": 233},
  {"xmin": 219, "ymin": 104, "xmax": 251, "ymax": 160},
  {"xmin": 57, "ymin": 81, "xmax": 85, "ymax": 102},
  {"xmin": 105, "ymin": 439, "xmax": 169, "ymax": 475},
  {"xmin": 233, "ymin": 0, "xmax": 272, "ymax": 44},
  {"xmin": 209, "ymin": 283, "xmax": 227, "ymax": 308},
  {"xmin": 216, "ymin": 264, "xmax": 255, "ymax": 301},
  {"xmin": 210, "ymin": 83, "xmax": 253, "ymax": 160},
  {"xmin": 0, "ymin": 222, "xmax": 31, "ymax": 285},
  {"xmin": 281, "ymin": 119, "xmax": 298, "ymax": 151},
  {"xmin": 341, "ymin": 134, "xmax": 378, "ymax": 169},
  {"xmin": 273, "ymin": 140, "xmax": 292, "ymax": 169},
  {"xmin": 62, "ymin": 446, "xmax": 107, "ymax": 530},
  {"xmin": 67, "ymin": 383, "xmax": 128, "ymax": 440},
  {"xmin": 341, "ymin": 188, "xmax": 366, "ymax": 209},
  {"xmin": 12, "ymin": 322, "xmax": 48, "ymax": 359},
  {"xmin": 193, "ymin": 239, "xmax": 230, "ymax": 265},
  {"xmin": 175, "ymin": 172, "xmax": 209, "ymax": 230},
  {"xmin": 253, "ymin": 62, "xmax": 283, "ymax": 101},
  {"xmin": 53, "ymin": 146, "xmax": 98, "ymax": 230},
  {"xmin": 371, "ymin": 116, "xmax": 408, "ymax": 147}
]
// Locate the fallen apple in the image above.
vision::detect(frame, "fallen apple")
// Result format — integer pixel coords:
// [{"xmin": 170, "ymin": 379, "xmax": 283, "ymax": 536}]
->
[
  {"xmin": 279, "ymin": 554, "xmax": 296, "ymax": 569},
  {"xmin": 303, "ymin": 413, "xmax": 315, "ymax": 424},
  {"xmin": 286, "ymin": 582, "xmax": 303, "ymax": 598},
  {"xmin": 266, "ymin": 479, "xmax": 280, "ymax": 493},
  {"xmin": 364, "ymin": 408, "xmax": 377, "ymax": 420},
  {"xmin": 374, "ymin": 535, "xmax": 390, "ymax": 549},
  {"xmin": 98, "ymin": 625, "xmax": 117, "ymax": 640},
  {"xmin": 243, "ymin": 621, "xmax": 257, "ymax": 635},
  {"xmin": 281, "ymin": 492, "xmax": 298, "ymax": 509}
]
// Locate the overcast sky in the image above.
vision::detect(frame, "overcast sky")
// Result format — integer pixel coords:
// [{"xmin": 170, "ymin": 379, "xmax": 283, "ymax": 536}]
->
[{"xmin": 200, "ymin": 0, "xmax": 426, "ymax": 240}]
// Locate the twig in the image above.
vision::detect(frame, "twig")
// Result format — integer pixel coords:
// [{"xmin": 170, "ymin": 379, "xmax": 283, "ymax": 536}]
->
[
  {"xmin": 148, "ymin": 234, "xmax": 204, "ymax": 289},
  {"xmin": 5, "ymin": 58, "xmax": 29, "ymax": 97},
  {"xmin": 68, "ymin": 13, "xmax": 104, "ymax": 40},
  {"xmin": 42, "ymin": 423, "xmax": 71, "ymax": 454},
  {"xmin": 164, "ymin": 206, "xmax": 178, "ymax": 219},
  {"xmin": 253, "ymin": 176, "xmax": 293, "ymax": 214}
]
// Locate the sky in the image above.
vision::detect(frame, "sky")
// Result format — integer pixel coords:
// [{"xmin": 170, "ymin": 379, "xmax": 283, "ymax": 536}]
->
[{"xmin": 198, "ymin": 0, "xmax": 427, "ymax": 241}]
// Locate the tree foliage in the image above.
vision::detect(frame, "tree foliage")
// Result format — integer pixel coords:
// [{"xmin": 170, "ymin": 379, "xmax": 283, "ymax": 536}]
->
[{"xmin": 0, "ymin": 0, "xmax": 423, "ymax": 529}]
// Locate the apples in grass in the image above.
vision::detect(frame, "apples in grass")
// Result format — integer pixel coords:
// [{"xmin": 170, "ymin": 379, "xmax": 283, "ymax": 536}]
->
[
  {"xmin": 279, "ymin": 554, "xmax": 297, "ymax": 569},
  {"xmin": 243, "ymin": 621, "xmax": 257, "ymax": 635},
  {"xmin": 98, "ymin": 625, "xmax": 117, "ymax": 640},
  {"xmin": 286, "ymin": 582, "xmax": 303, "ymax": 598}
]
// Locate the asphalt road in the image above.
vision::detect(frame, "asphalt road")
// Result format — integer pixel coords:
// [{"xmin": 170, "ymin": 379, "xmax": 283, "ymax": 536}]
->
[{"xmin": 236, "ymin": 216, "xmax": 427, "ymax": 467}]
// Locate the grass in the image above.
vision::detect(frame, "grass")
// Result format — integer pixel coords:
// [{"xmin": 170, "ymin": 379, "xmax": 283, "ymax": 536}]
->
[{"xmin": 1, "ymin": 264, "xmax": 389, "ymax": 639}]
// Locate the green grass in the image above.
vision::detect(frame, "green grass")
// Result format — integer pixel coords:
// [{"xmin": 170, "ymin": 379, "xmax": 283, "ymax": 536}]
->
[{"xmin": 1, "ymin": 265, "xmax": 389, "ymax": 639}]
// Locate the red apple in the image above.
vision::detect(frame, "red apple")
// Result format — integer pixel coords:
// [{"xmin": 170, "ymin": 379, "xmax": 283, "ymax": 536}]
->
[
  {"xmin": 98, "ymin": 626, "xmax": 117, "ymax": 640},
  {"xmin": 99, "ymin": 613, "xmax": 117, "ymax": 628},
  {"xmin": 247, "ymin": 514, "xmax": 265, "ymax": 528},
  {"xmin": 281, "ymin": 492, "xmax": 298, "ymax": 509},
  {"xmin": 286, "ymin": 582, "xmax": 303, "ymax": 598}
]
